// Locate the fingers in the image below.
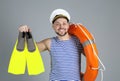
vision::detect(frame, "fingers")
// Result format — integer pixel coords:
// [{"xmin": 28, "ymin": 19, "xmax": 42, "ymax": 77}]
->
[{"xmin": 18, "ymin": 25, "xmax": 31, "ymax": 32}]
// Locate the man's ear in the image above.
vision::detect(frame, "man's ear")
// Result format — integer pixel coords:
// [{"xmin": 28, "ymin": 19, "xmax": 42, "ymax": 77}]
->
[
  {"xmin": 52, "ymin": 24, "xmax": 55, "ymax": 29},
  {"xmin": 52, "ymin": 24, "xmax": 54, "ymax": 27},
  {"xmin": 69, "ymin": 22, "xmax": 73, "ymax": 25}
]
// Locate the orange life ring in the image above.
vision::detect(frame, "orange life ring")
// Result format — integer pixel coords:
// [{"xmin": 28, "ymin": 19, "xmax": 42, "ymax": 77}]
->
[{"xmin": 68, "ymin": 24, "xmax": 99, "ymax": 81}]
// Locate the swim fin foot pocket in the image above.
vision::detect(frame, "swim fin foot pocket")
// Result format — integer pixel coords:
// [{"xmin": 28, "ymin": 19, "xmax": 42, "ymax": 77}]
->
[
  {"xmin": 26, "ymin": 32, "xmax": 36, "ymax": 52},
  {"xmin": 17, "ymin": 32, "xmax": 25, "ymax": 51}
]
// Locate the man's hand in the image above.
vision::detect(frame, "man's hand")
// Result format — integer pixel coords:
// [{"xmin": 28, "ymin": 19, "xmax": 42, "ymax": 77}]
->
[{"xmin": 18, "ymin": 25, "xmax": 31, "ymax": 32}]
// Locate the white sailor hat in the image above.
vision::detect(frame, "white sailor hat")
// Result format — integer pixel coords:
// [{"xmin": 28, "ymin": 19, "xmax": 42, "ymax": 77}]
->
[{"xmin": 50, "ymin": 9, "xmax": 70, "ymax": 24}]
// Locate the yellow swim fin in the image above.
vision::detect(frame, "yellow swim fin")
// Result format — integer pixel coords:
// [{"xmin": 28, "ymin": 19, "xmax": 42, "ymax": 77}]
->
[
  {"xmin": 8, "ymin": 39, "xmax": 26, "ymax": 75},
  {"xmin": 25, "ymin": 32, "xmax": 45, "ymax": 75}
]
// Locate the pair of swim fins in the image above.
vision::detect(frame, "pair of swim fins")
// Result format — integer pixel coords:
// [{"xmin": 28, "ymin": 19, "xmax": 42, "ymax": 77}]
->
[{"xmin": 8, "ymin": 32, "xmax": 45, "ymax": 75}]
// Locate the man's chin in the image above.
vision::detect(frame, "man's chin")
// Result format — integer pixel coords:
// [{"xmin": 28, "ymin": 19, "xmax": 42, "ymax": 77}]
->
[{"xmin": 56, "ymin": 32, "xmax": 67, "ymax": 36}]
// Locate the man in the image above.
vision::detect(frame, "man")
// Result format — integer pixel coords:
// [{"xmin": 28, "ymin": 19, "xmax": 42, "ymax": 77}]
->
[{"xmin": 19, "ymin": 9, "xmax": 84, "ymax": 81}]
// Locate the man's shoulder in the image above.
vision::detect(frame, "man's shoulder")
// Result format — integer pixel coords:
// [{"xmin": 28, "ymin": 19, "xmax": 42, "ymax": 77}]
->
[
  {"xmin": 43, "ymin": 36, "xmax": 57, "ymax": 45},
  {"xmin": 43, "ymin": 38, "xmax": 51, "ymax": 43}
]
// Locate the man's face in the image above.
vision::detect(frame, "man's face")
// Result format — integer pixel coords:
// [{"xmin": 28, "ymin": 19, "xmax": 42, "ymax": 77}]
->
[{"xmin": 52, "ymin": 18, "xmax": 69, "ymax": 36}]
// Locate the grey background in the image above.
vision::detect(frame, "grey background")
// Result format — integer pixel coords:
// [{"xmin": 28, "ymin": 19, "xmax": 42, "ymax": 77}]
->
[{"xmin": 0, "ymin": 0, "xmax": 120, "ymax": 81}]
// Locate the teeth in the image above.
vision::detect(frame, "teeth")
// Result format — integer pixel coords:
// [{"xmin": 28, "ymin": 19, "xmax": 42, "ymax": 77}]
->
[
  {"xmin": 60, "ymin": 29, "xmax": 64, "ymax": 31},
  {"xmin": 59, "ymin": 29, "xmax": 65, "ymax": 32}
]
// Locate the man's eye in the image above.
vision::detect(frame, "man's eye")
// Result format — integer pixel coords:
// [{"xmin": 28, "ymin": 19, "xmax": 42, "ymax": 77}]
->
[
  {"xmin": 63, "ymin": 23, "xmax": 67, "ymax": 25},
  {"xmin": 55, "ymin": 24, "xmax": 60, "ymax": 26}
]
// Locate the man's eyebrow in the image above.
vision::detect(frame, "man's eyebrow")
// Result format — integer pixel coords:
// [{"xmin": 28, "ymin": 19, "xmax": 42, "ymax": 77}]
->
[{"xmin": 54, "ymin": 21, "xmax": 59, "ymax": 24}]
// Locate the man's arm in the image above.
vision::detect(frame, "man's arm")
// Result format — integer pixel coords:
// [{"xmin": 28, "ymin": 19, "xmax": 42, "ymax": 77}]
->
[{"xmin": 36, "ymin": 38, "xmax": 51, "ymax": 52}]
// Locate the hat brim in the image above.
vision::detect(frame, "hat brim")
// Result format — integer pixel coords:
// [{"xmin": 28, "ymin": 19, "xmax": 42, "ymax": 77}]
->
[{"xmin": 52, "ymin": 14, "xmax": 69, "ymax": 24}]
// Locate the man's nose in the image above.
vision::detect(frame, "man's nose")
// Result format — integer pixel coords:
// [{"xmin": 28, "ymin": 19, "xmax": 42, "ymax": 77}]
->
[{"xmin": 59, "ymin": 24, "xmax": 64, "ymax": 28}]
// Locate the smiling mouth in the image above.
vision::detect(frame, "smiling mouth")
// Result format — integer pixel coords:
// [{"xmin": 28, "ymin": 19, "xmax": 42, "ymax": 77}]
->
[{"xmin": 58, "ymin": 28, "xmax": 66, "ymax": 32}]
